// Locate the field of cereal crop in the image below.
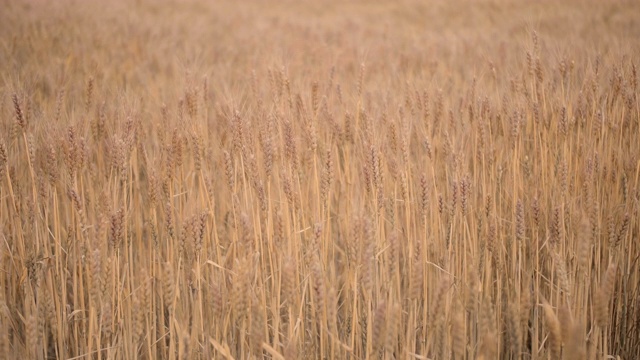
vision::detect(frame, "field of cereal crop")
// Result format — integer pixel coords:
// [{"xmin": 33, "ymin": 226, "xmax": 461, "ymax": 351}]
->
[{"xmin": 1, "ymin": 0, "xmax": 639, "ymax": 358}]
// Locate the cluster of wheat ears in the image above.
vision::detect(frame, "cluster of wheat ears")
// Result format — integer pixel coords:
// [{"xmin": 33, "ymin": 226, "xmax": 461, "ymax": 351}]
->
[{"xmin": 0, "ymin": 0, "xmax": 639, "ymax": 359}]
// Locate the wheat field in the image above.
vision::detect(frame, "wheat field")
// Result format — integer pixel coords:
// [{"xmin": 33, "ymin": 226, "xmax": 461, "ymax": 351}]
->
[{"xmin": 0, "ymin": 0, "xmax": 639, "ymax": 359}]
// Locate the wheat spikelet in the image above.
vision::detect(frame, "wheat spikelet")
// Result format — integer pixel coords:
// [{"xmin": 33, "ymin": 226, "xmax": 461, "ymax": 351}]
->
[
  {"xmin": 388, "ymin": 121, "xmax": 398, "ymax": 153},
  {"xmin": 385, "ymin": 302, "xmax": 401, "ymax": 354},
  {"xmin": 460, "ymin": 174, "xmax": 470, "ymax": 216},
  {"xmin": 520, "ymin": 281, "xmax": 532, "ymax": 328},
  {"xmin": 432, "ymin": 275, "xmax": 450, "ymax": 359},
  {"xmin": 163, "ymin": 262, "xmax": 176, "ymax": 310},
  {"xmin": 101, "ymin": 255, "xmax": 113, "ymax": 300},
  {"xmin": 25, "ymin": 308, "xmax": 38, "ymax": 358},
  {"xmin": 432, "ymin": 275, "xmax": 450, "ymax": 323},
  {"xmin": 420, "ymin": 173, "xmax": 429, "ymax": 218},
  {"xmin": 595, "ymin": 261, "xmax": 617, "ymax": 327},
  {"xmin": 232, "ymin": 258, "xmax": 250, "ymax": 320},
  {"xmin": 326, "ymin": 283, "xmax": 338, "ymax": 333},
  {"xmin": 89, "ymin": 248, "xmax": 102, "ymax": 305},
  {"xmin": 542, "ymin": 299, "xmax": 561, "ymax": 359},
  {"xmin": 577, "ymin": 212, "xmax": 592, "ymax": 271},
  {"xmin": 0, "ymin": 141, "xmax": 6, "ymax": 180},
  {"xmin": 515, "ymin": 198, "xmax": 525, "ymax": 241},
  {"xmin": 140, "ymin": 268, "xmax": 151, "ymax": 314},
  {"xmin": 100, "ymin": 301, "xmax": 113, "ymax": 339},
  {"xmin": 553, "ymin": 250, "xmax": 570, "ymax": 296},
  {"xmin": 250, "ymin": 303, "xmax": 265, "ymax": 357},
  {"xmin": 558, "ymin": 301, "xmax": 572, "ymax": 344},
  {"xmin": 191, "ymin": 132, "xmax": 202, "ymax": 171},
  {"xmin": 452, "ymin": 300, "xmax": 466, "ymax": 359},
  {"xmin": 210, "ymin": 279, "xmax": 224, "ymax": 319},
  {"xmin": 311, "ymin": 255, "xmax": 326, "ymax": 320},
  {"xmin": 372, "ymin": 300, "xmax": 387, "ymax": 354},
  {"xmin": 409, "ymin": 255, "xmax": 423, "ymax": 300},
  {"xmin": 507, "ymin": 300, "xmax": 522, "ymax": 357},
  {"xmin": 262, "ymin": 115, "xmax": 275, "ymax": 179},
  {"xmin": 133, "ymin": 294, "xmax": 144, "ymax": 343},
  {"xmin": 171, "ymin": 128, "xmax": 183, "ymax": 168},
  {"xmin": 85, "ymin": 76, "xmax": 94, "ymax": 111},
  {"xmin": 320, "ymin": 148, "xmax": 333, "ymax": 205},
  {"xmin": 347, "ymin": 215, "xmax": 363, "ymax": 267},
  {"xmin": 387, "ymin": 229, "xmax": 400, "ymax": 280},
  {"xmin": 281, "ymin": 256, "xmax": 295, "ymax": 307},
  {"xmin": 614, "ymin": 212, "xmax": 630, "ymax": 249},
  {"xmin": 360, "ymin": 217, "xmax": 374, "ymax": 296},
  {"xmin": 551, "ymin": 207, "xmax": 562, "ymax": 246},
  {"xmin": 13, "ymin": 94, "xmax": 26, "ymax": 131}
]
